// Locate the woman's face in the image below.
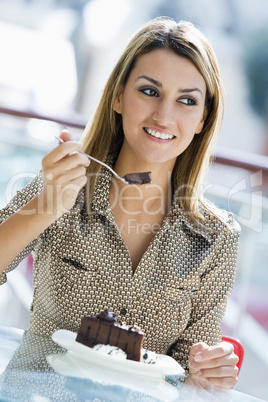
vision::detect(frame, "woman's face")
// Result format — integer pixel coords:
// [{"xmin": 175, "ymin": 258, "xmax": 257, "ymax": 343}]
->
[{"xmin": 114, "ymin": 49, "xmax": 207, "ymax": 168}]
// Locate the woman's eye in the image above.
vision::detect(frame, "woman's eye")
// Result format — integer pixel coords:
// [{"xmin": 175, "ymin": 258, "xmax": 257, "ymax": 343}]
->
[
  {"xmin": 140, "ymin": 88, "xmax": 159, "ymax": 97},
  {"xmin": 180, "ymin": 97, "xmax": 197, "ymax": 106}
]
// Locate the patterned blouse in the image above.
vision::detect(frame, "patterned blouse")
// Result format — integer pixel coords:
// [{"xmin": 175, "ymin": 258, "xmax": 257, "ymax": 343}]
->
[{"xmin": 0, "ymin": 166, "xmax": 240, "ymax": 371}]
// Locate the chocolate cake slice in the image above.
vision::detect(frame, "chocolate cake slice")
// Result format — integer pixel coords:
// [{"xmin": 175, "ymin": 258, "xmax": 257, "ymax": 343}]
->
[{"xmin": 76, "ymin": 309, "xmax": 144, "ymax": 361}]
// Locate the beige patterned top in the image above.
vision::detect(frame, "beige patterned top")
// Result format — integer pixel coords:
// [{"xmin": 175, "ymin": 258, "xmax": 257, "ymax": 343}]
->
[{"xmin": 0, "ymin": 166, "xmax": 240, "ymax": 370}]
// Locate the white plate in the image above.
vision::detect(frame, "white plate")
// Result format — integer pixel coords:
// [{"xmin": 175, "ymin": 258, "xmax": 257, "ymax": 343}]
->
[
  {"xmin": 47, "ymin": 352, "xmax": 180, "ymax": 401},
  {"xmin": 49, "ymin": 329, "xmax": 184, "ymax": 379}
]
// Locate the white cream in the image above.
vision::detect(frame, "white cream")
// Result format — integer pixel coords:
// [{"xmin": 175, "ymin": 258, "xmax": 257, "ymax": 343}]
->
[
  {"xmin": 93, "ymin": 344, "xmax": 127, "ymax": 360},
  {"xmin": 142, "ymin": 349, "xmax": 157, "ymax": 364}
]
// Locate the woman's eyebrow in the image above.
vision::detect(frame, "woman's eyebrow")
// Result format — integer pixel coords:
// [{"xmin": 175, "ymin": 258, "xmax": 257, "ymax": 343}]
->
[
  {"xmin": 179, "ymin": 88, "xmax": 203, "ymax": 97},
  {"xmin": 136, "ymin": 75, "xmax": 203, "ymax": 96},
  {"xmin": 136, "ymin": 75, "xmax": 162, "ymax": 87}
]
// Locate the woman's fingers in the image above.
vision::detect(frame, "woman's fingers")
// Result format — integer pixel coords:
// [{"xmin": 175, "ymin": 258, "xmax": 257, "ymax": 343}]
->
[
  {"xmin": 191, "ymin": 342, "xmax": 237, "ymax": 365},
  {"xmin": 199, "ymin": 364, "xmax": 239, "ymax": 378},
  {"xmin": 194, "ymin": 342, "xmax": 233, "ymax": 361},
  {"xmin": 200, "ymin": 373, "xmax": 238, "ymax": 389},
  {"xmin": 191, "ymin": 351, "xmax": 239, "ymax": 370},
  {"xmin": 40, "ymin": 130, "xmax": 90, "ymax": 218},
  {"xmin": 59, "ymin": 128, "xmax": 72, "ymax": 142},
  {"xmin": 189, "ymin": 341, "xmax": 239, "ymax": 389},
  {"xmin": 55, "ymin": 165, "xmax": 88, "ymax": 184},
  {"xmin": 43, "ymin": 140, "xmax": 83, "ymax": 166},
  {"xmin": 43, "ymin": 152, "xmax": 90, "ymax": 180},
  {"xmin": 189, "ymin": 342, "xmax": 209, "ymax": 375},
  {"xmin": 42, "ymin": 130, "xmax": 90, "ymax": 181},
  {"xmin": 189, "ymin": 342, "xmax": 209, "ymax": 358}
]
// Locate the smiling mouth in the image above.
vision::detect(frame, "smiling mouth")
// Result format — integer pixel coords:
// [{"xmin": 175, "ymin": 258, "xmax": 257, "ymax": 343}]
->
[{"xmin": 144, "ymin": 127, "xmax": 175, "ymax": 140}]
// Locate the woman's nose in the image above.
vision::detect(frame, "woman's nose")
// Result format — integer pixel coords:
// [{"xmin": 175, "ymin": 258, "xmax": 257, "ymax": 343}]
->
[{"xmin": 152, "ymin": 99, "xmax": 175, "ymax": 126}]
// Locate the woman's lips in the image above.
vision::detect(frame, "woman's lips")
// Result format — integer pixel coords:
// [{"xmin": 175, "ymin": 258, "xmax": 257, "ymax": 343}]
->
[{"xmin": 144, "ymin": 127, "xmax": 175, "ymax": 142}]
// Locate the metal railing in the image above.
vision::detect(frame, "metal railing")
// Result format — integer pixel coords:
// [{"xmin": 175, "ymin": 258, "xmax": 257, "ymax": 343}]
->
[{"xmin": 1, "ymin": 104, "xmax": 268, "ymax": 177}]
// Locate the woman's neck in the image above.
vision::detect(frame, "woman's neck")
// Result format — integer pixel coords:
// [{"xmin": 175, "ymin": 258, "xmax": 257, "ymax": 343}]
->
[{"xmin": 110, "ymin": 150, "xmax": 175, "ymax": 217}]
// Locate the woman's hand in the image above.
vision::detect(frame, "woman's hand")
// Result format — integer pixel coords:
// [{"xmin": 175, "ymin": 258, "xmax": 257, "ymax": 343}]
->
[
  {"xmin": 40, "ymin": 129, "xmax": 90, "ymax": 219},
  {"xmin": 188, "ymin": 341, "xmax": 239, "ymax": 389}
]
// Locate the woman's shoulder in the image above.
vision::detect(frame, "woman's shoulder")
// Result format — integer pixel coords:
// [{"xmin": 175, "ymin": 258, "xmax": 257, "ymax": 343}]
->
[{"xmin": 200, "ymin": 198, "xmax": 241, "ymax": 236}]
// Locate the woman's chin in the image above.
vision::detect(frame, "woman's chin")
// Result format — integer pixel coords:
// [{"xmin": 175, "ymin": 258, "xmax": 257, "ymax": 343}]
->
[{"xmin": 137, "ymin": 154, "xmax": 177, "ymax": 169}]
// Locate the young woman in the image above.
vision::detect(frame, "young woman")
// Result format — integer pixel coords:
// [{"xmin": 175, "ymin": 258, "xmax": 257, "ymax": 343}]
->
[{"xmin": 0, "ymin": 17, "xmax": 240, "ymax": 388}]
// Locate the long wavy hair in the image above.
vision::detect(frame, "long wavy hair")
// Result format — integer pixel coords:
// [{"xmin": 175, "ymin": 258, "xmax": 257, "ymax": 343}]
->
[{"xmin": 80, "ymin": 17, "xmax": 225, "ymax": 221}]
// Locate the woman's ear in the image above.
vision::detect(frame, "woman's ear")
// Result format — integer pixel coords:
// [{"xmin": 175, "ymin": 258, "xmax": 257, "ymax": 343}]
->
[
  {"xmin": 195, "ymin": 106, "xmax": 208, "ymax": 134},
  {"xmin": 113, "ymin": 91, "xmax": 123, "ymax": 114}
]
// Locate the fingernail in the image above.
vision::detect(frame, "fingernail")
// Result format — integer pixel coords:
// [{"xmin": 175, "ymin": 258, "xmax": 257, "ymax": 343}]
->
[
  {"xmin": 195, "ymin": 353, "xmax": 202, "ymax": 362},
  {"xmin": 189, "ymin": 361, "xmax": 195, "ymax": 368}
]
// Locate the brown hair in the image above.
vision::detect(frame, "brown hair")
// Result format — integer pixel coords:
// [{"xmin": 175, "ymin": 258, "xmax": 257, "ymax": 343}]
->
[{"xmin": 80, "ymin": 17, "xmax": 225, "ymax": 220}]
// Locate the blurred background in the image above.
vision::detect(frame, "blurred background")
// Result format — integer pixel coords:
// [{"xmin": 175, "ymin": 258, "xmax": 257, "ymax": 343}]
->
[{"xmin": 0, "ymin": 0, "xmax": 268, "ymax": 399}]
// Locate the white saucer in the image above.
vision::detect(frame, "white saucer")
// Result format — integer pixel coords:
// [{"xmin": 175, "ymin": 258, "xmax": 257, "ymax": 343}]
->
[
  {"xmin": 47, "ymin": 330, "xmax": 183, "ymax": 401},
  {"xmin": 47, "ymin": 330, "xmax": 184, "ymax": 400},
  {"xmin": 49, "ymin": 329, "xmax": 184, "ymax": 379}
]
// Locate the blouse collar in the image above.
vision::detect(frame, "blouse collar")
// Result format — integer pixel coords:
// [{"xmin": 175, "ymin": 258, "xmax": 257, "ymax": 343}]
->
[{"xmin": 91, "ymin": 156, "xmax": 221, "ymax": 243}]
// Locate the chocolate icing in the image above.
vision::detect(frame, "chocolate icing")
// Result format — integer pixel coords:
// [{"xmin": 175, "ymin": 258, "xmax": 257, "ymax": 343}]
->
[
  {"xmin": 76, "ymin": 309, "xmax": 144, "ymax": 361},
  {"xmin": 123, "ymin": 172, "xmax": 151, "ymax": 185},
  {"xmin": 96, "ymin": 308, "xmax": 117, "ymax": 323}
]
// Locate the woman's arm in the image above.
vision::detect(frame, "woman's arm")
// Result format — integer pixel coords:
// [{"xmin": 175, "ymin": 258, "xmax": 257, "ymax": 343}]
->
[
  {"xmin": 168, "ymin": 215, "xmax": 240, "ymax": 389},
  {"xmin": 0, "ymin": 195, "xmax": 55, "ymax": 275},
  {"xmin": 0, "ymin": 130, "xmax": 89, "ymax": 275}
]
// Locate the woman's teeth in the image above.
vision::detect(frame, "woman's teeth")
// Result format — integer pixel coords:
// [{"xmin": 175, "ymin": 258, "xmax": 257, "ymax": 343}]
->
[{"xmin": 145, "ymin": 128, "xmax": 174, "ymax": 140}]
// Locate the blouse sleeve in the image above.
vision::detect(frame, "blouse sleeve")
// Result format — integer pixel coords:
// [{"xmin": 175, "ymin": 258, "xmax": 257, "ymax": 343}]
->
[
  {"xmin": 167, "ymin": 214, "xmax": 240, "ymax": 372},
  {"xmin": 0, "ymin": 172, "xmax": 44, "ymax": 285}
]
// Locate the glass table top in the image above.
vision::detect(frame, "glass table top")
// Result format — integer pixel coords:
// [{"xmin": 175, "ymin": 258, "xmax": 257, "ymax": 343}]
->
[{"xmin": 0, "ymin": 325, "xmax": 265, "ymax": 402}]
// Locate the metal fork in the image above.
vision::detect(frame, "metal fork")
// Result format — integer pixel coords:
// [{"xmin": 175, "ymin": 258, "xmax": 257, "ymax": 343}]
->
[{"xmin": 55, "ymin": 136, "xmax": 151, "ymax": 185}]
